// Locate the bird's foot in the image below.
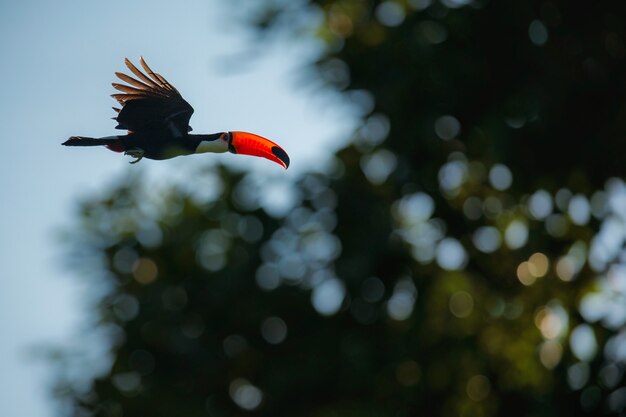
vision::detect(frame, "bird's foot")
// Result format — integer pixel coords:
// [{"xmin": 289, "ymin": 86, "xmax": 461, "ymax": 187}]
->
[{"xmin": 124, "ymin": 148, "xmax": 144, "ymax": 164}]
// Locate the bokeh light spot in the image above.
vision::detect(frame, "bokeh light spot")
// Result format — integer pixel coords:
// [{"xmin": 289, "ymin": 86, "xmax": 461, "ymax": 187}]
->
[
  {"xmin": 361, "ymin": 149, "xmax": 398, "ymax": 185},
  {"xmin": 196, "ymin": 229, "xmax": 230, "ymax": 272},
  {"xmin": 113, "ymin": 247, "xmax": 138, "ymax": 273},
  {"xmin": 505, "ymin": 220, "xmax": 528, "ymax": 249},
  {"xmin": 599, "ymin": 364, "xmax": 622, "ymax": 390},
  {"xmin": 505, "ymin": 116, "xmax": 526, "ymax": 129},
  {"xmin": 590, "ymin": 190, "xmax": 608, "ymax": 219},
  {"xmin": 528, "ymin": 189, "xmax": 553, "ymax": 219},
  {"xmin": 132, "ymin": 258, "xmax": 158, "ymax": 284},
  {"xmin": 472, "ymin": 226, "xmax": 501, "ymax": 253},
  {"xmin": 545, "ymin": 214, "xmax": 569, "ymax": 237},
  {"xmin": 311, "ymin": 278, "xmax": 345, "ymax": 316},
  {"xmin": 463, "ymin": 196, "xmax": 483, "ymax": 220},
  {"xmin": 556, "ymin": 256, "xmax": 576, "ymax": 281},
  {"xmin": 567, "ymin": 362, "xmax": 590, "ymax": 390},
  {"xmin": 387, "ymin": 291, "xmax": 415, "ymax": 321},
  {"xmin": 528, "ymin": 252, "xmax": 549, "ymax": 277},
  {"xmin": 449, "ymin": 291, "xmax": 474, "ymax": 318},
  {"xmin": 136, "ymin": 223, "xmax": 162, "ymax": 248},
  {"xmin": 517, "ymin": 262, "xmax": 536, "ymax": 286},
  {"xmin": 112, "ymin": 294, "xmax": 139, "ymax": 321},
  {"xmin": 580, "ymin": 386, "xmax": 601, "ymax": 411},
  {"xmin": 483, "ymin": 196, "xmax": 503, "ymax": 219},
  {"xmin": 570, "ymin": 324, "xmax": 597, "ymax": 362},
  {"xmin": 320, "ymin": 57, "xmax": 350, "ymax": 87},
  {"xmin": 278, "ymin": 254, "xmax": 306, "ymax": 283},
  {"xmin": 466, "ymin": 375, "xmax": 490, "ymax": 401},
  {"xmin": 256, "ymin": 264, "xmax": 281, "ymax": 290},
  {"xmin": 387, "ymin": 279, "xmax": 417, "ymax": 321},
  {"xmin": 238, "ymin": 216, "xmax": 264, "ymax": 243},
  {"xmin": 439, "ymin": 160, "xmax": 468, "ymax": 196},
  {"xmin": 541, "ymin": 313, "xmax": 562, "ymax": 339},
  {"xmin": 607, "ymin": 387, "xmax": 626, "ymax": 412},
  {"xmin": 302, "ymin": 231, "xmax": 342, "ymax": 264},
  {"xmin": 229, "ymin": 378, "xmax": 263, "ymax": 411},
  {"xmin": 376, "ymin": 1, "xmax": 406, "ymax": 27},
  {"xmin": 434, "ymin": 115, "xmax": 461, "ymax": 140},
  {"xmin": 395, "ymin": 192, "xmax": 435, "ymax": 224},
  {"xmin": 504, "ymin": 300, "xmax": 524, "ymax": 319},
  {"xmin": 360, "ymin": 113, "xmax": 390, "ymax": 147},
  {"xmin": 489, "ymin": 164, "xmax": 513, "ymax": 191},
  {"xmin": 112, "ymin": 372, "xmax": 141, "ymax": 394},
  {"xmin": 232, "ymin": 176, "xmax": 260, "ymax": 211},
  {"xmin": 347, "ymin": 90, "xmax": 375, "ymax": 116},
  {"xmin": 261, "ymin": 317, "xmax": 288, "ymax": 345},
  {"xmin": 555, "ymin": 188, "xmax": 572, "ymax": 211},
  {"xmin": 260, "ymin": 179, "xmax": 301, "ymax": 218},
  {"xmin": 529, "ymin": 20, "xmax": 548, "ymax": 45},
  {"xmin": 579, "ymin": 293, "xmax": 606, "ymax": 323},
  {"xmin": 436, "ymin": 238, "xmax": 467, "ymax": 270},
  {"xmin": 539, "ymin": 340, "xmax": 563, "ymax": 369},
  {"xmin": 535, "ymin": 303, "xmax": 568, "ymax": 340},
  {"xmin": 568, "ymin": 194, "xmax": 591, "ymax": 225},
  {"xmin": 223, "ymin": 335, "xmax": 248, "ymax": 358}
]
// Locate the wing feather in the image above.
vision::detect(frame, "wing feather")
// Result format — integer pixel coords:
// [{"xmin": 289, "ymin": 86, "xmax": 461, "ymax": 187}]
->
[
  {"xmin": 115, "ymin": 72, "xmax": 155, "ymax": 91},
  {"xmin": 139, "ymin": 56, "xmax": 177, "ymax": 93},
  {"xmin": 155, "ymin": 73, "xmax": 177, "ymax": 93},
  {"xmin": 112, "ymin": 57, "xmax": 194, "ymax": 135},
  {"xmin": 124, "ymin": 58, "xmax": 160, "ymax": 89},
  {"xmin": 112, "ymin": 83, "xmax": 157, "ymax": 95},
  {"xmin": 111, "ymin": 93, "xmax": 148, "ymax": 103}
]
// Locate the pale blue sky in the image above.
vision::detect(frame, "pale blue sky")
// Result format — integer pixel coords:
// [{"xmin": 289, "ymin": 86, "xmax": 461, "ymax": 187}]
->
[{"xmin": 0, "ymin": 1, "xmax": 353, "ymax": 416}]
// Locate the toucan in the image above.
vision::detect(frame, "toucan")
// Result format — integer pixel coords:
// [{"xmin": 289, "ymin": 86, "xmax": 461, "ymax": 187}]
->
[{"xmin": 62, "ymin": 57, "xmax": 290, "ymax": 168}]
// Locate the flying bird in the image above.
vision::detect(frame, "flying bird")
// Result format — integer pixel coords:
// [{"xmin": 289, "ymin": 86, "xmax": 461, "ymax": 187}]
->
[{"xmin": 62, "ymin": 57, "xmax": 290, "ymax": 168}]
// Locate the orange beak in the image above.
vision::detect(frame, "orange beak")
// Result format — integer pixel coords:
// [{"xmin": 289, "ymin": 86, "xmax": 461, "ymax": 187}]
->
[{"xmin": 229, "ymin": 131, "xmax": 290, "ymax": 169}]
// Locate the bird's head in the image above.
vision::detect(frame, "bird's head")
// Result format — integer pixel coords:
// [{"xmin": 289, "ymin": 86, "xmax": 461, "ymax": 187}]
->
[{"xmin": 196, "ymin": 131, "xmax": 290, "ymax": 169}]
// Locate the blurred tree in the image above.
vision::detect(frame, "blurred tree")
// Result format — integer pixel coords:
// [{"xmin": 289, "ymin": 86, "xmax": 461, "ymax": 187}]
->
[{"xmin": 55, "ymin": 1, "xmax": 626, "ymax": 416}]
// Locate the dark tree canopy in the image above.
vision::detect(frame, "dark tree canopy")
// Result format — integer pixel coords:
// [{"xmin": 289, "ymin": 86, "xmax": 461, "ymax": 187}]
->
[{"xmin": 55, "ymin": 1, "xmax": 626, "ymax": 416}]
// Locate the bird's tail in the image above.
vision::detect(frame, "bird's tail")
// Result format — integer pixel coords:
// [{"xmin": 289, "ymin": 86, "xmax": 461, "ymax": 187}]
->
[
  {"xmin": 62, "ymin": 136, "xmax": 118, "ymax": 146},
  {"xmin": 62, "ymin": 136, "xmax": 125, "ymax": 152}
]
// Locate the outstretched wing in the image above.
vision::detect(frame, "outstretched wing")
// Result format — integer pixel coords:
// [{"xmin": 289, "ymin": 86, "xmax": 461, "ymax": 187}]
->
[{"xmin": 112, "ymin": 57, "xmax": 194, "ymax": 136}]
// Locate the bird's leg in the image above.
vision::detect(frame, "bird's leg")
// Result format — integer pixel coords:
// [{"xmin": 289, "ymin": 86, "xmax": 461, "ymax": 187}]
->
[{"xmin": 124, "ymin": 148, "xmax": 145, "ymax": 164}]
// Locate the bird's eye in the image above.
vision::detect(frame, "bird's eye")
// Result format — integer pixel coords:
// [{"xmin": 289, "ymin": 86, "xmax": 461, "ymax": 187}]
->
[{"xmin": 222, "ymin": 133, "xmax": 229, "ymax": 142}]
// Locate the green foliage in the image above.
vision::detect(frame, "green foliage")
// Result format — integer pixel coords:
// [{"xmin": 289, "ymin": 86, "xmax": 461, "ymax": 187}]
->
[{"xmin": 56, "ymin": 1, "xmax": 626, "ymax": 416}]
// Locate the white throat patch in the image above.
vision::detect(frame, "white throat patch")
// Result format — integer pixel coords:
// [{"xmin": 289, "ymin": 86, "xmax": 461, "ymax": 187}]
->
[{"xmin": 196, "ymin": 140, "xmax": 228, "ymax": 154}]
